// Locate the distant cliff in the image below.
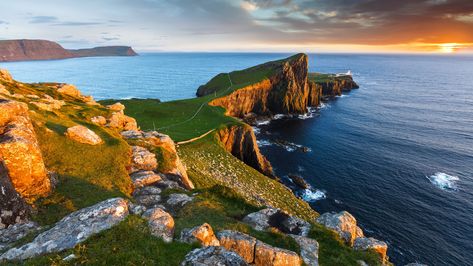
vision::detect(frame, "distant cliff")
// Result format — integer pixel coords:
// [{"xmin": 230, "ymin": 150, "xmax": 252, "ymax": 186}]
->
[{"xmin": 0, "ymin": 39, "xmax": 137, "ymax": 62}]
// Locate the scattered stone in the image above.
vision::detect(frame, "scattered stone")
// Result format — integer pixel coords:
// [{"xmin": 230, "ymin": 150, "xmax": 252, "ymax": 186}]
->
[
  {"xmin": 180, "ymin": 223, "xmax": 220, "ymax": 246},
  {"xmin": 181, "ymin": 246, "xmax": 249, "ymax": 266},
  {"xmin": 0, "ymin": 198, "xmax": 128, "ymax": 261},
  {"xmin": 254, "ymin": 241, "xmax": 301, "ymax": 266},
  {"xmin": 132, "ymin": 186, "xmax": 162, "ymax": 197},
  {"xmin": 130, "ymin": 146, "xmax": 157, "ymax": 172},
  {"xmin": 290, "ymin": 234, "xmax": 319, "ymax": 266},
  {"xmin": 142, "ymin": 207, "xmax": 174, "ymax": 243},
  {"xmin": 30, "ymin": 97, "xmax": 66, "ymax": 111},
  {"xmin": 107, "ymin": 102, "xmax": 125, "ymax": 112},
  {"xmin": 0, "ymin": 222, "xmax": 39, "ymax": 252},
  {"xmin": 316, "ymin": 211, "xmax": 359, "ymax": 246},
  {"xmin": 166, "ymin": 193, "xmax": 193, "ymax": 209},
  {"xmin": 243, "ymin": 208, "xmax": 310, "ymax": 236},
  {"xmin": 156, "ymin": 179, "xmax": 182, "ymax": 190},
  {"xmin": 62, "ymin": 254, "xmax": 77, "ymax": 261},
  {"xmin": 26, "ymin": 94, "xmax": 40, "ymax": 99},
  {"xmin": 65, "ymin": 125, "xmax": 103, "ymax": 145},
  {"xmin": 57, "ymin": 84, "xmax": 81, "ymax": 98},
  {"xmin": 108, "ymin": 112, "xmax": 138, "ymax": 131},
  {"xmin": 134, "ymin": 194, "xmax": 162, "ymax": 208},
  {"xmin": 130, "ymin": 170, "xmax": 162, "ymax": 188},
  {"xmin": 353, "ymin": 237, "xmax": 388, "ymax": 263},
  {"xmin": 242, "ymin": 208, "xmax": 279, "ymax": 231},
  {"xmin": 217, "ymin": 230, "xmax": 257, "ymax": 264},
  {"xmin": 91, "ymin": 116, "xmax": 107, "ymax": 126}
]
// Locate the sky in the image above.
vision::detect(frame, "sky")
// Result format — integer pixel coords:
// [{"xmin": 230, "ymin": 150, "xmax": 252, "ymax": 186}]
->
[{"xmin": 1, "ymin": 0, "xmax": 473, "ymax": 53}]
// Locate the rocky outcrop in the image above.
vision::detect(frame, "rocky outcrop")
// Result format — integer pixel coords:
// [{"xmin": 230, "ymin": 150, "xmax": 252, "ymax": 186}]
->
[
  {"xmin": 107, "ymin": 112, "xmax": 139, "ymax": 131},
  {"xmin": 0, "ymin": 161, "xmax": 30, "ymax": 229},
  {"xmin": 130, "ymin": 170, "xmax": 162, "ymax": 188},
  {"xmin": 133, "ymin": 186, "xmax": 162, "ymax": 208},
  {"xmin": 91, "ymin": 116, "xmax": 107, "ymax": 125},
  {"xmin": 180, "ymin": 223, "xmax": 220, "ymax": 246},
  {"xmin": 107, "ymin": 102, "xmax": 126, "ymax": 112},
  {"xmin": 290, "ymin": 234, "xmax": 319, "ymax": 266},
  {"xmin": 315, "ymin": 211, "xmax": 363, "ymax": 246},
  {"xmin": 130, "ymin": 146, "xmax": 158, "ymax": 173},
  {"xmin": 0, "ymin": 198, "xmax": 128, "ymax": 261},
  {"xmin": 142, "ymin": 207, "xmax": 174, "ymax": 243},
  {"xmin": 255, "ymin": 241, "xmax": 301, "ymax": 266},
  {"xmin": 65, "ymin": 125, "xmax": 103, "ymax": 145},
  {"xmin": 0, "ymin": 69, "xmax": 13, "ymax": 82},
  {"xmin": 0, "ymin": 100, "xmax": 51, "ymax": 203},
  {"xmin": 0, "ymin": 40, "xmax": 137, "ymax": 62},
  {"xmin": 0, "ymin": 222, "xmax": 40, "ymax": 252},
  {"xmin": 181, "ymin": 246, "xmax": 249, "ymax": 266},
  {"xmin": 243, "ymin": 208, "xmax": 311, "ymax": 237},
  {"xmin": 55, "ymin": 83, "xmax": 98, "ymax": 105},
  {"xmin": 218, "ymin": 230, "xmax": 257, "ymax": 264},
  {"xmin": 217, "ymin": 124, "xmax": 273, "ymax": 177},
  {"xmin": 316, "ymin": 78, "xmax": 359, "ymax": 98},
  {"xmin": 354, "ymin": 237, "xmax": 388, "ymax": 263}
]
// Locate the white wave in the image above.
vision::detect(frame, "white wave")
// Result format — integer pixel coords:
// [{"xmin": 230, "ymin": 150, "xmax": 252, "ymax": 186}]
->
[
  {"xmin": 301, "ymin": 189, "xmax": 326, "ymax": 202},
  {"xmin": 319, "ymin": 102, "xmax": 330, "ymax": 109},
  {"xmin": 252, "ymin": 127, "xmax": 260, "ymax": 134},
  {"xmin": 273, "ymin": 114, "xmax": 286, "ymax": 120},
  {"xmin": 256, "ymin": 139, "xmax": 272, "ymax": 147},
  {"xmin": 427, "ymin": 172, "xmax": 459, "ymax": 191},
  {"xmin": 256, "ymin": 120, "xmax": 270, "ymax": 126},
  {"xmin": 297, "ymin": 165, "xmax": 305, "ymax": 172}
]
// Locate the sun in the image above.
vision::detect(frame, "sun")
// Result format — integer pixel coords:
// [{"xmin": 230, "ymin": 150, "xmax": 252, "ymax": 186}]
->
[{"xmin": 439, "ymin": 43, "xmax": 460, "ymax": 53}]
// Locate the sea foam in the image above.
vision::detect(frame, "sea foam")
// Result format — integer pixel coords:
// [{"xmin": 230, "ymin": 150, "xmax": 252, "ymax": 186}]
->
[
  {"xmin": 301, "ymin": 188, "xmax": 326, "ymax": 202},
  {"xmin": 427, "ymin": 172, "xmax": 459, "ymax": 191}
]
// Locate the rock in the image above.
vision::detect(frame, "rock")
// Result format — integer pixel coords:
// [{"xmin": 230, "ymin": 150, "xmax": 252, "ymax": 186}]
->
[
  {"xmin": 181, "ymin": 246, "xmax": 249, "ymax": 266},
  {"xmin": 243, "ymin": 208, "xmax": 310, "ymax": 236},
  {"xmin": 128, "ymin": 203, "xmax": 147, "ymax": 216},
  {"xmin": 107, "ymin": 102, "xmax": 125, "ymax": 112},
  {"xmin": 0, "ymin": 100, "xmax": 51, "ymax": 203},
  {"xmin": 217, "ymin": 230, "xmax": 257, "ymax": 264},
  {"xmin": 130, "ymin": 146, "xmax": 157, "ymax": 172},
  {"xmin": 65, "ymin": 125, "xmax": 103, "ymax": 145},
  {"xmin": 357, "ymin": 260, "xmax": 369, "ymax": 266},
  {"xmin": 290, "ymin": 235, "xmax": 319, "ymax": 266},
  {"xmin": 0, "ymin": 85, "xmax": 11, "ymax": 96},
  {"xmin": 254, "ymin": 241, "xmax": 301, "ymax": 266},
  {"xmin": 166, "ymin": 193, "xmax": 193, "ymax": 209},
  {"xmin": 316, "ymin": 211, "xmax": 359, "ymax": 246},
  {"xmin": 353, "ymin": 237, "xmax": 388, "ymax": 263},
  {"xmin": 142, "ymin": 207, "xmax": 174, "ymax": 243},
  {"xmin": 10, "ymin": 94, "xmax": 24, "ymax": 99},
  {"xmin": 63, "ymin": 254, "xmax": 78, "ymax": 261},
  {"xmin": 134, "ymin": 194, "xmax": 162, "ymax": 208},
  {"xmin": 287, "ymin": 174, "xmax": 310, "ymax": 189},
  {"xmin": 91, "ymin": 116, "xmax": 107, "ymax": 125},
  {"xmin": 356, "ymin": 226, "xmax": 364, "ymax": 239},
  {"xmin": 130, "ymin": 170, "xmax": 162, "ymax": 188},
  {"xmin": 30, "ymin": 96, "xmax": 66, "ymax": 112},
  {"xmin": 0, "ymin": 161, "xmax": 30, "ymax": 228},
  {"xmin": 108, "ymin": 112, "xmax": 138, "ymax": 131},
  {"xmin": 57, "ymin": 84, "xmax": 81, "ymax": 98},
  {"xmin": 0, "ymin": 222, "xmax": 39, "ymax": 252},
  {"xmin": 156, "ymin": 179, "xmax": 182, "ymax": 190},
  {"xmin": 0, "ymin": 198, "xmax": 128, "ymax": 261},
  {"xmin": 132, "ymin": 186, "xmax": 162, "ymax": 197},
  {"xmin": 0, "ymin": 69, "xmax": 13, "ymax": 82},
  {"xmin": 26, "ymin": 94, "xmax": 40, "ymax": 99},
  {"xmin": 180, "ymin": 223, "xmax": 220, "ymax": 246}
]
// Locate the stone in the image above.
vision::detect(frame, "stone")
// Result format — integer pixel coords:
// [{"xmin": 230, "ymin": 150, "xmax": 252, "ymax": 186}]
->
[
  {"xmin": 107, "ymin": 102, "xmax": 125, "ymax": 112},
  {"xmin": 181, "ymin": 246, "xmax": 249, "ymax": 266},
  {"xmin": 142, "ymin": 207, "xmax": 174, "ymax": 243},
  {"xmin": 180, "ymin": 223, "xmax": 220, "ymax": 247},
  {"xmin": 156, "ymin": 179, "xmax": 182, "ymax": 190},
  {"xmin": 353, "ymin": 237, "xmax": 388, "ymax": 263},
  {"xmin": 57, "ymin": 84, "xmax": 81, "ymax": 98},
  {"xmin": 65, "ymin": 125, "xmax": 103, "ymax": 145},
  {"xmin": 0, "ymin": 100, "xmax": 51, "ymax": 203},
  {"xmin": 63, "ymin": 254, "xmax": 78, "ymax": 261},
  {"xmin": 290, "ymin": 235, "xmax": 319, "ymax": 266},
  {"xmin": 254, "ymin": 241, "xmax": 302, "ymax": 266},
  {"xmin": 130, "ymin": 146, "xmax": 157, "ymax": 172},
  {"xmin": 243, "ymin": 208, "xmax": 310, "ymax": 236},
  {"xmin": 0, "ymin": 222, "xmax": 39, "ymax": 252},
  {"xmin": 0, "ymin": 69, "xmax": 13, "ymax": 82},
  {"xmin": 130, "ymin": 170, "xmax": 162, "ymax": 188},
  {"xmin": 316, "ymin": 211, "xmax": 359, "ymax": 246},
  {"xmin": 0, "ymin": 198, "xmax": 128, "ymax": 261},
  {"xmin": 26, "ymin": 94, "xmax": 40, "ymax": 99},
  {"xmin": 132, "ymin": 186, "xmax": 162, "ymax": 197},
  {"xmin": 91, "ymin": 116, "xmax": 107, "ymax": 125},
  {"xmin": 108, "ymin": 112, "xmax": 138, "ymax": 131},
  {"xmin": 356, "ymin": 226, "xmax": 364, "ymax": 239},
  {"xmin": 217, "ymin": 230, "xmax": 257, "ymax": 264},
  {"xmin": 30, "ymin": 96, "xmax": 66, "ymax": 111},
  {"xmin": 166, "ymin": 193, "xmax": 193, "ymax": 209},
  {"xmin": 128, "ymin": 203, "xmax": 147, "ymax": 216},
  {"xmin": 0, "ymin": 85, "xmax": 11, "ymax": 96},
  {"xmin": 242, "ymin": 208, "xmax": 279, "ymax": 231},
  {"xmin": 133, "ymin": 185, "xmax": 163, "ymax": 208}
]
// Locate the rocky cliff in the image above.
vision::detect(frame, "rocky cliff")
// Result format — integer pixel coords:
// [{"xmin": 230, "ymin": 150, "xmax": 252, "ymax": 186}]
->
[
  {"xmin": 217, "ymin": 125, "xmax": 273, "ymax": 177},
  {"xmin": 0, "ymin": 40, "xmax": 137, "ymax": 62},
  {"xmin": 308, "ymin": 73, "xmax": 359, "ymax": 99}
]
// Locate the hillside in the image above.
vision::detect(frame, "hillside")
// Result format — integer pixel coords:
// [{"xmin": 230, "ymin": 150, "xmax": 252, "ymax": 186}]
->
[{"xmin": 0, "ymin": 39, "xmax": 137, "ymax": 62}]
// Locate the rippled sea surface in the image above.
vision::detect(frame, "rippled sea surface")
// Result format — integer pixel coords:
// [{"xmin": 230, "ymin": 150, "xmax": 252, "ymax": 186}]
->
[{"xmin": 3, "ymin": 53, "xmax": 473, "ymax": 265}]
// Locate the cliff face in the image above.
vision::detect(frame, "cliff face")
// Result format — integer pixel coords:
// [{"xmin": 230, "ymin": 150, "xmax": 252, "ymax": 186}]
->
[
  {"xmin": 217, "ymin": 125, "xmax": 274, "ymax": 177},
  {"xmin": 317, "ymin": 78, "xmax": 359, "ymax": 98},
  {"xmin": 0, "ymin": 40, "xmax": 137, "ymax": 62}
]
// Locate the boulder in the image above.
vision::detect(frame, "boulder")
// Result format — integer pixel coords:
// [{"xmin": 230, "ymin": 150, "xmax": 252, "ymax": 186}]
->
[
  {"xmin": 0, "ymin": 198, "xmax": 128, "ymax": 261},
  {"xmin": 57, "ymin": 84, "xmax": 81, "ymax": 98},
  {"xmin": 290, "ymin": 234, "xmax": 319, "ymax": 266},
  {"xmin": 181, "ymin": 246, "xmax": 249, "ymax": 266},
  {"xmin": 217, "ymin": 230, "xmax": 257, "ymax": 264},
  {"xmin": 65, "ymin": 125, "xmax": 103, "ymax": 145},
  {"xmin": 180, "ymin": 223, "xmax": 220, "ymax": 246},
  {"xmin": 0, "ymin": 69, "xmax": 13, "ymax": 82},
  {"xmin": 142, "ymin": 207, "xmax": 174, "ymax": 243},
  {"xmin": 91, "ymin": 116, "xmax": 107, "ymax": 126},
  {"xmin": 133, "ymin": 186, "xmax": 163, "ymax": 208},
  {"xmin": 156, "ymin": 179, "xmax": 182, "ymax": 190},
  {"xmin": 242, "ymin": 208, "xmax": 278, "ymax": 231},
  {"xmin": 353, "ymin": 237, "xmax": 388, "ymax": 263},
  {"xmin": 127, "ymin": 203, "xmax": 147, "ymax": 216},
  {"xmin": 254, "ymin": 241, "xmax": 301, "ymax": 266},
  {"xmin": 0, "ymin": 85, "xmax": 11, "ymax": 96},
  {"xmin": 107, "ymin": 102, "xmax": 125, "ymax": 112},
  {"xmin": 316, "ymin": 211, "xmax": 359, "ymax": 246},
  {"xmin": 130, "ymin": 146, "xmax": 157, "ymax": 172},
  {"xmin": 130, "ymin": 170, "xmax": 162, "ymax": 188},
  {"xmin": 166, "ymin": 193, "xmax": 193, "ymax": 209},
  {"xmin": 0, "ymin": 100, "xmax": 51, "ymax": 202},
  {"xmin": 0, "ymin": 222, "xmax": 39, "ymax": 252},
  {"xmin": 243, "ymin": 208, "xmax": 310, "ymax": 236},
  {"xmin": 108, "ymin": 112, "xmax": 138, "ymax": 131}
]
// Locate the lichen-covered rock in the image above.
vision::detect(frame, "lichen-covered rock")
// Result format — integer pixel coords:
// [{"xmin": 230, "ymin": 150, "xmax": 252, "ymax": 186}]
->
[
  {"xmin": 316, "ymin": 211, "xmax": 359, "ymax": 246},
  {"xmin": 180, "ymin": 223, "xmax": 220, "ymax": 246},
  {"xmin": 130, "ymin": 146, "xmax": 157, "ymax": 173},
  {"xmin": 142, "ymin": 207, "xmax": 174, "ymax": 243},
  {"xmin": 133, "ymin": 186, "xmax": 162, "ymax": 208},
  {"xmin": 108, "ymin": 112, "xmax": 138, "ymax": 131},
  {"xmin": 127, "ymin": 202, "xmax": 147, "ymax": 216},
  {"xmin": 0, "ymin": 100, "xmax": 51, "ymax": 202},
  {"xmin": 166, "ymin": 193, "xmax": 193, "ymax": 209},
  {"xmin": 217, "ymin": 230, "xmax": 257, "ymax": 264},
  {"xmin": 0, "ymin": 161, "xmax": 30, "ymax": 229},
  {"xmin": 107, "ymin": 102, "xmax": 125, "ymax": 112},
  {"xmin": 243, "ymin": 208, "xmax": 310, "ymax": 236},
  {"xmin": 290, "ymin": 234, "xmax": 319, "ymax": 266},
  {"xmin": 254, "ymin": 241, "xmax": 301, "ymax": 266},
  {"xmin": 0, "ymin": 85, "xmax": 11, "ymax": 96},
  {"xmin": 353, "ymin": 237, "xmax": 388, "ymax": 263},
  {"xmin": 130, "ymin": 170, "xmax": 162, "ymax": 188},
  {"xmin": 0, "ymin": 222, "xmax": 39, "ymax": 252},
  {"xmin": 91, "ymin": 116, "xmax": 107, "ymax": 125},
  {"xmin": 65, "ymin": 125, "xmax": 103, "ymax": 145},
  {"xmin": 242, "ymin": 208, "xmax": 278, "ymax": 231},
  {"xmin": 181, "ymin": 246, "xmax": 249, "ymax": 266},
  {"xmin": 57, "ymin": 84, "xmax": 81, "ymax": 98},
  {"xmin": 0, "ymin": 198, "xmax": 128, "ymax": 261}
]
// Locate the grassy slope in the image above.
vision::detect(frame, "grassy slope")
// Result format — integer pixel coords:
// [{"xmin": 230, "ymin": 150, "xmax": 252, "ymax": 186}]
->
[{"xmin": 308, "ymin": 72, "xmax": 353, "ymax": 83}]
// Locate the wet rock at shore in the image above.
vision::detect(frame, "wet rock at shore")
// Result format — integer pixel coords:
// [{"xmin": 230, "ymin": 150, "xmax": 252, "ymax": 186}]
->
[{"xmin": 287, "ymin": 174, "xmax": 310, "ymax": 189}]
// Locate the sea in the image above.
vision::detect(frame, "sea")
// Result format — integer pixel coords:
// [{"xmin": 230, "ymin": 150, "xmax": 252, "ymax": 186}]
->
[{"xmin": 2, "ymin": 53, "xmax": 473, "ymax": 265}]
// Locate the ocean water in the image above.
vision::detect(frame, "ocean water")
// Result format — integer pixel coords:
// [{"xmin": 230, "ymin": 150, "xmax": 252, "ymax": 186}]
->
[{"xmin": 2, "ymin": 53, "xmax": 473, "ymax": 265}]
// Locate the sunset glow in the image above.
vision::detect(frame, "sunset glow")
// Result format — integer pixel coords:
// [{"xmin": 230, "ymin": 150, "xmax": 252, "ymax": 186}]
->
[{"xmin": 439, "ymin": 43, "xmax": 461, "ymax": 53}]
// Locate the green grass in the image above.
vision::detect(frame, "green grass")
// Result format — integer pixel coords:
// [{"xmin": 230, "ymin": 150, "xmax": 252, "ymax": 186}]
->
[{"xmin": 308, "ymin": 72, "xmax": 353, "ymax": 83}]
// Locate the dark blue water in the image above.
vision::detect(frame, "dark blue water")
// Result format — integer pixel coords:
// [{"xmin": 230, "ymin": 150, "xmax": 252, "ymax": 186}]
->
[{"xmin": 2, "ymin": 53, "xmax": 473, "ymax": 265}]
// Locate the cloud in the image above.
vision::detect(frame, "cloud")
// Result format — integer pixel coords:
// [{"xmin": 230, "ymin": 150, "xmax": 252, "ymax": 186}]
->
[
  {"xmin": 0, "ymin": 20, "xmax": 8, "ymax": 25},
  {"xmin": 102, "ymin": 37, "xmax": 120, "ymax": 41},
  {"xmin": 29, "ymin": 16, "xmax": 57, "ymax": 24}
]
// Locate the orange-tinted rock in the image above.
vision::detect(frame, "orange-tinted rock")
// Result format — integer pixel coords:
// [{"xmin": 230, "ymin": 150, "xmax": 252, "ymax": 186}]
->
[
  {"xmin": 0, "ymin": 69, "xmax": 13, "ymax": 82},
  {"xmin": 91, "ymin": 116, "xmax": 107, "ymax": 126},
  {"xmin": 217, "ymin": 230, "xmax": 257, "ymax": 264},
  {"xmin": 107, "ymin": 102, "xmax": 125, "ymax": 112},
  {"xmin": 180, "ymin": 223, "xmax": 220, "ymax": 247},
  {"xmin": 108, "ymin": 112, "xmax": 139, "ymax": 131},
  {"xmin": 254, "ymin": 241, "xmax": 302, "ymax": 266},
  {"xmin": 65, "ymin": 125, "xmax": 103, "ymax": 145},
  {"xmin": 57, "ymin": 84, "xmax": 81, "ymax": 98}
]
